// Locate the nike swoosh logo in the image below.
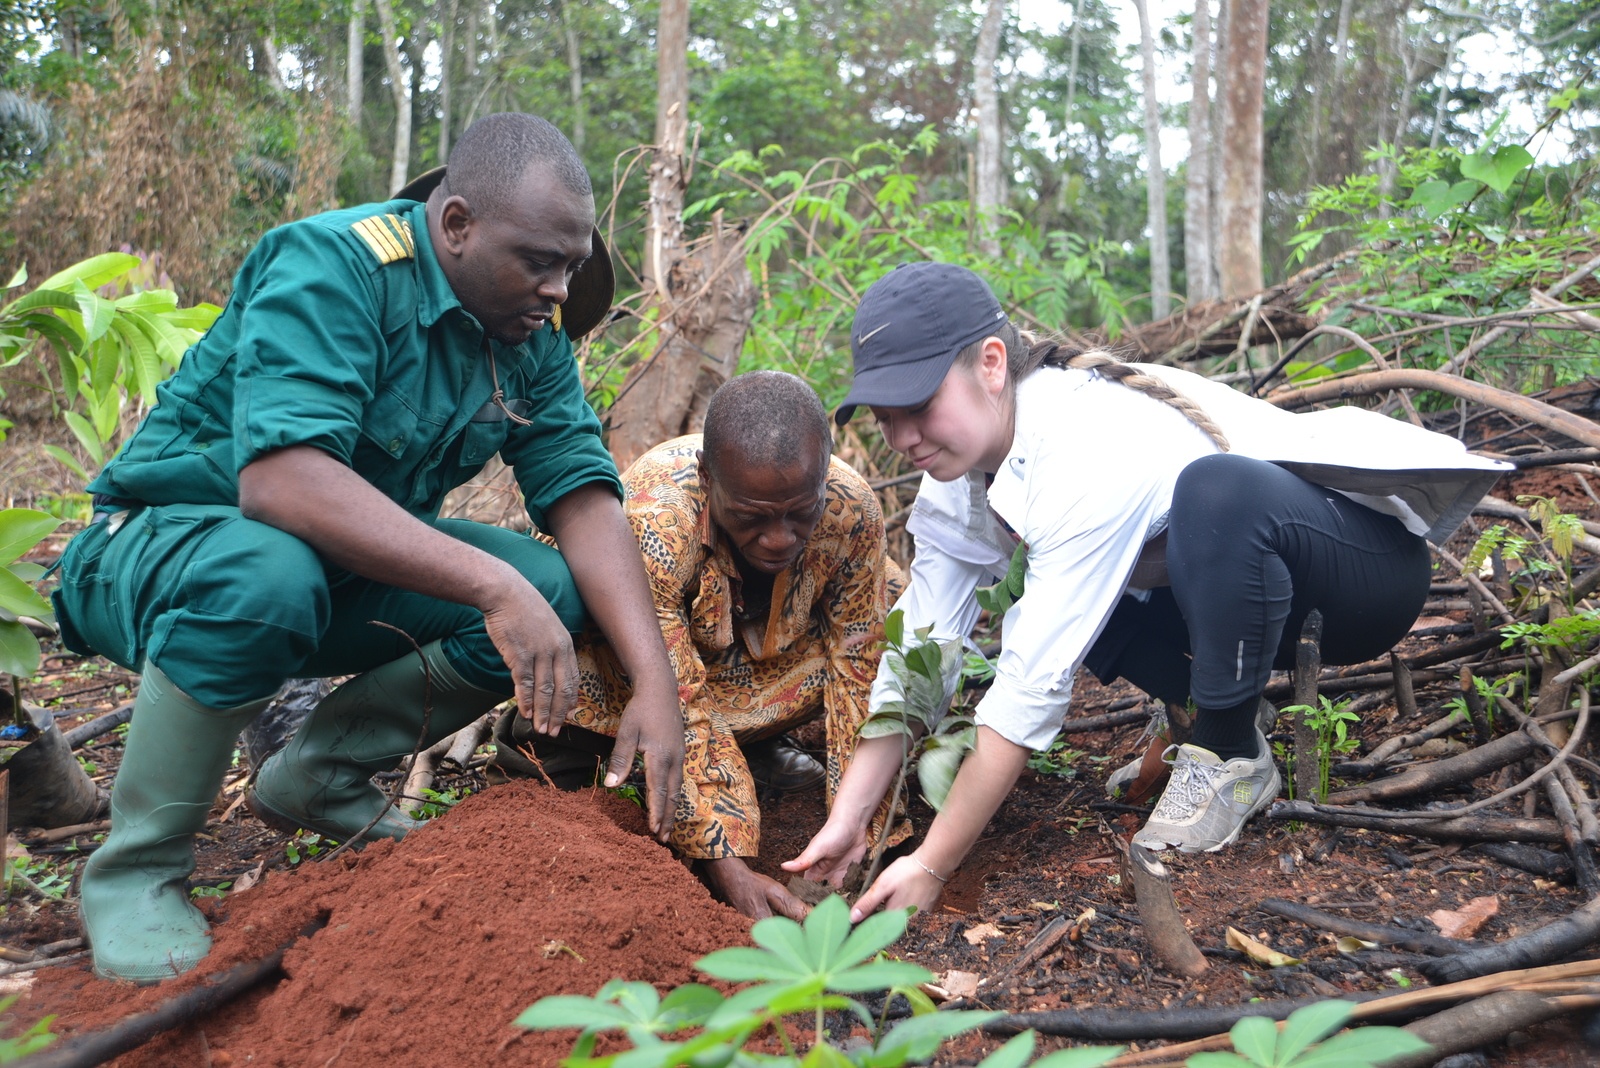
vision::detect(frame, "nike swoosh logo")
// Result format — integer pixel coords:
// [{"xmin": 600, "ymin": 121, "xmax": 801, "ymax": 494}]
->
[{"xmin": 857, "ymin": 321, "xmax": 892, "ymax": 344}]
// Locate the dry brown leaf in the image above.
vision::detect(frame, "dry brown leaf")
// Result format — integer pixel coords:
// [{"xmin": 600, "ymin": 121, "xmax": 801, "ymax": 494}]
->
[
  {"xmin": 1429, "ymin": 894, "xmax": 1499, "ymax": 939},
  {"xmin": 963, "ymin": 922, "xmax": 1003, "ymax": 945},
  {"xmin": 230, "ymin": 860, "xmax": 267, "ymax": 896},
  {"xmin": 938, "ymin": 969, "xmax": 981, "ymax": 998},
  {"xmin": 1226, "ymin": 926, "xmax": 1303, "ymax": 967}
]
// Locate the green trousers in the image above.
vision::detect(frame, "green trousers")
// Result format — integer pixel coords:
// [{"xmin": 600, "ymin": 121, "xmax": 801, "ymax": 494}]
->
[{"xmin": 52, "ymin": 503, "xmax": 586, "ymax": 707}]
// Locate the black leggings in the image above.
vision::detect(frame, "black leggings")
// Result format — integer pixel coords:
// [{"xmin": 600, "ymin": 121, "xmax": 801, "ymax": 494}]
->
[{"xmin": 1084, "ymin": 453, "xmax": 1431, "ymax": 756}]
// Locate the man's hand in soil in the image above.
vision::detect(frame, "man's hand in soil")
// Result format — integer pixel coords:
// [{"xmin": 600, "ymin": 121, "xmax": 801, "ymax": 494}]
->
[
  {"xmin": 480, "ymin": 589, "xmax": 579, "ymax": 734},
  {"xmin": 546, "ymin": 483, "xmax": 685, "ymax": 842},
  {"xmin": 606, "ymin": 685, "xmax": 685, "ymax": 844},
  {"xmin": 701, "ymin": 857, "xmax": 808, "ymax": 920},
  {"xmin": 848, "ymin": 854, "xmax": 944, "ymax": 923}
]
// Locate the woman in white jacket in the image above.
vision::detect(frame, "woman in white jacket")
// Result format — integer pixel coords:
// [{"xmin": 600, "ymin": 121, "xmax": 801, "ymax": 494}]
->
[{"xmin": 783, "ymin": 261, "xmax": 1508, "ymax": 920}]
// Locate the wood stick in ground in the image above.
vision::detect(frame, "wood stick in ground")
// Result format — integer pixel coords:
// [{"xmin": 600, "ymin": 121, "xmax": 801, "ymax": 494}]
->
[
  {"xmin": 60, "ymin": 702, "xmax": 135, "ymax": 749},
  {"xmin": 1119, "ymin": 841, "xmax": 1208, "ymax": 978},
  {"xmin": 1256, "ymin": 898, "xmax": 1477, "ymax": 956},
  {"xmin": 1391, "ymin": 651, "xmax": 1418, "ymax": 722},
  {"xmin": 18, "ymin": 915, "xmax": 330, "ymax": 1068},
  {"xmin": 1268, "ymin": 800, "xmax": 1565, "ymax": 843},
  {"xmin": 1420, "ymin": 893, "xmax": 1600, "ymax": 985},
  {"xmin": 1291, "ymin": 611, "xmax": 1323, "ymax": 803},
  {"xmin": 1325, "ymin": 730, "xmax": 1535, "ymax": 805}
]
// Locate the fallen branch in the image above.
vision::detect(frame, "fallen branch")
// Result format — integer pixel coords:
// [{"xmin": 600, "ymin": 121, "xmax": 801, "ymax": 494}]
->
[
  {"xmin": 1256, "ymin": 898, "xmax": 1477, "ymax": 956},
  {"xmin": 985, "ymin": 915, "xmax": 1071, "ymax": 989},
  {"xmin": 1267, "ymin": 800, "xmax": 1565, "ymax": 843},
  {"xmin": 1420, "ymin": 893, "xmax": 1600, "ymax": 984},
  {"xmin": 18, "ymin": 914, "xmax": 330, "ymax": 1068},
  {"xmin": 60, "ymin": 703, "xmax": 134, "ymax": 750},
  {"xmin": 1346, "ymin": 709, "xmax": 1468, "ymax": 775},
  {"xmin": 1118, "ymin": 841, "xmax": 1208, "ymax": 978},
  {"xmin": 1386, "ymin": 989, "xmax": 1586, "ymax": 1068},
  {"xmin": 1268, "ymin": 368, "xmax": 1600, "ymax": 450},
  {"xmin": 1058, "ymin": 707, "xmax": 1151, "ymax": 734},
  {"xmin": 1325, "ymin": 730, "xmax": 1536, "ymax": 805},
  {"xmin": 20, "ymin": 820, "xmax": 110, "ymax": 846},
  {"xmin": 1474, "ymin": 842, "xmax": 1573, "ymax": 878},
  {"xmin": 1097, "ymin": 957, "xmax": 1600, "ymax": 1065}
]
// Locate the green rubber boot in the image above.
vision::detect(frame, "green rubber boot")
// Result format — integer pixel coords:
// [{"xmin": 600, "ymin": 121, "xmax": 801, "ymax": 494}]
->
[
  {"xmin": 80, "ymin": 664, "xmax": 272, "ymax": 983},
  {"xmin": 249, "ymin": 641, "xmax": 507, "ymax": 843}
]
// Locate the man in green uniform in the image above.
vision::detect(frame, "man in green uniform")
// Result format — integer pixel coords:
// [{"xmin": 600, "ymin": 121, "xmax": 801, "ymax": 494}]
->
[{"xmin": 51, "ymin": 113, "xmax": 684, "ymax": 984}]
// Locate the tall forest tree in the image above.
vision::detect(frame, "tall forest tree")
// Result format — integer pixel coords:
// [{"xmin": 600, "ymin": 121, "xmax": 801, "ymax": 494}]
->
[
  {"xmin": 1217, "ymin": 0, "xmax": 1267, "ymax": 298},
  {"xmin": 1132, "ymin": 0, "xmax": 1169, "ymax": 318},
  {"xmin": 1184, "ymin": 0, "xmax": 1217, "ymax": 302},
  {"xmin": 973, "ymin": 0, "xmax": 1006, "ymax": 257}
]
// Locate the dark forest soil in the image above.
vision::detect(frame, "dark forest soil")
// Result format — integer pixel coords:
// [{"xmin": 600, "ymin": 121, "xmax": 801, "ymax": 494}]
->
[{"xmin": 4, "ymin": 463, "xmax": 1600, "ymax": 1065}]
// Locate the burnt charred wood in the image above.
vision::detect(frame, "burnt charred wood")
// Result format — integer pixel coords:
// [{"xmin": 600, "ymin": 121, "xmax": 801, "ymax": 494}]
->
[
  {"xmin": 60, "ymin": 703, "xmax": 134, "ymax": 749},
  {"xmin": 1326, "ymin": 731, "xmax": 1536, "ymax": 806},
  {"xmin": 1545, "ymin": 778, "xmax": 1600, "ymax": 897},
  {"xmin": 1473, "ymin": 842, "xmax": 1573, "ymax": 879},
  {"xmin": 1269, "ymin": 800, "xmax": 1565, "ymax": 844},
  {"xmin": 1292, "ymin": 611, "xmax": 1324, "ymax": 804},
  {"xmin": 1344, "ymin": 709, "xmax": 1471, "ymax": 778},
  {"xmin": 1256, "ymin": 898, "xmax": 1478, "ymax": 956},
  {"xmin": 984, "ymin": 990, "xmax": 1404, "ymax": 1039},
  {"xmin": 1058, "ymin": 707, "xmax": 1151, "ymax": 734},
  {"xmin": 1393, "ymin": 652, "xmax": 1419, "ymax": 722},
  {"xmin": 1420, "ymin": 895, "xmax": 1600, "ymax": 984}
]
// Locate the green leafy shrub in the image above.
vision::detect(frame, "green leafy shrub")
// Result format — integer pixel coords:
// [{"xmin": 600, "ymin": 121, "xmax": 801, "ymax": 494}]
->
[{"xmin": 0, "ymin": 507, "xmax": 59, "ymax": 678}]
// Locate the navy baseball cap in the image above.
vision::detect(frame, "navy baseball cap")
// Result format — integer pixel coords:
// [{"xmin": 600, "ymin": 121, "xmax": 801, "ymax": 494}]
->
[{"xmin": 835, "ymin": 262, "xmax": 1007, "ymax": 425}]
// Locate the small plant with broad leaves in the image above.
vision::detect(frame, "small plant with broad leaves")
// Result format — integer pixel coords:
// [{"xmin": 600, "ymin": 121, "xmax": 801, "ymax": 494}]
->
[
  {"xmin": 1278, "ymin": 696, "xmax": 1360, "ymax": 804},
  {"xmin": 516, "ymin": 894, "xmax": 1123, "ymax": 1067},
  {"xmin": 0, "ymin": 252, "xmax": 220, "ymax": 478},
  {"xmin": 0, "ymin": 508, "xmax": 59, "ymax": 681},
  {"xmin": 1187, "ymin": 1000, "xmax": 1428, "ymax": 1068}
]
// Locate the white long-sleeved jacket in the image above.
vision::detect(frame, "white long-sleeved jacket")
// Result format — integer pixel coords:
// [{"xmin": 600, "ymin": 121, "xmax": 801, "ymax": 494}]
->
[{"xmin": 872, "ymin": 363, "xmax": 1511, "ymax": 751}]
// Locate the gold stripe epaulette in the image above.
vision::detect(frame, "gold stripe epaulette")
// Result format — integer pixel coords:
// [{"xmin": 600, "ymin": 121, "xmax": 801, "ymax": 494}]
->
[{"xmin": 351, "ymin": 214, "xmax": 416, "ymax": 264}]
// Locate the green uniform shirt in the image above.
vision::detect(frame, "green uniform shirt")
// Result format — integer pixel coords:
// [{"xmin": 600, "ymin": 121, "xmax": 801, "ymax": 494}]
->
[{"xmin": 88, "ymin": 200, "xmax": 620, "ymax": 530}]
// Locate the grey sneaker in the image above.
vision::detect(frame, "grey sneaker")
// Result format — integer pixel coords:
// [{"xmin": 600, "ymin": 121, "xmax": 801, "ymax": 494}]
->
[{"xmin": 1132, "ymin": 730, "xmax": 1281, "ymax": 853}]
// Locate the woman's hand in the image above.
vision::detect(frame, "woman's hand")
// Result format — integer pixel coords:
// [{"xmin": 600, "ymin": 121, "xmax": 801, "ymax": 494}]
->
[
  {"xmin": 782, "ymin": 816, "xmax": 870, "ymax": 886},
  {"xmin": 848, "ymin": 854, "xmax": 946, "ymax": 922}
]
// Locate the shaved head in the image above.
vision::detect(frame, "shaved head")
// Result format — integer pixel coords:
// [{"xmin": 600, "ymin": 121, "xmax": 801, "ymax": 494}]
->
[
  {"xmin": 441, "ymin": 113, "xmax": 591, "ymax": 220},
  {"xmin": 701, "ymin": 371, "xmax": 831, "ymax": 480}
]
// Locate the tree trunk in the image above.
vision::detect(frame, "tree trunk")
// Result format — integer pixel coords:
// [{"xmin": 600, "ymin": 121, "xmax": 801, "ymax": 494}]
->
[
  {"xmin": 1184, "ymin": 0, "xmax": 1216, "ymax": 302},
  {"xmin": 1217, "ymin": 0, "xmax": 1266, "ymax": 298},
  {"xmin": 973, "ymin": 0, "xmax": 1005, "ymax": 257},
  {"xmin": 1430, "ymin": 33, "xmax": 1459, "ymax": 151},
  {"xmin": 439, "ymin": 0, "xmax": 459, "ymax": 160},
  {"xmin": 347, "ymin": 0, "xmax": 365, "ymax": 127},
  {"xmin": 372, "ymin": 0, "xmax": 412, "ymax": 196},
  {"xmin": 605, "ymin": 0, "xmax": 740, "ymax": 471},
  {"xmin": 559, "ymin": 0, "xmax": 586, "ymax": 154},
  {"xmin": 1133, "ymin": 0, "xmax": 1170, "ymax": 318}
]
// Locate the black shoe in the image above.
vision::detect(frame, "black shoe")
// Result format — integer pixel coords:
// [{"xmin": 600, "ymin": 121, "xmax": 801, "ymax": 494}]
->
[
  {"xmin": 744, "ymin": 734, "xmax": 825, "ymax": 792},
  {"xmin": 487, "ymin": 712, "xmax": 607, "ymax": 789}
]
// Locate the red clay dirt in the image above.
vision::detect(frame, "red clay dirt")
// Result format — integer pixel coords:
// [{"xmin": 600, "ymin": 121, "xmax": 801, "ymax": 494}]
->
[{"xmin": 21, "ymin": 781, "xmax": 753, "ymax": 1066}]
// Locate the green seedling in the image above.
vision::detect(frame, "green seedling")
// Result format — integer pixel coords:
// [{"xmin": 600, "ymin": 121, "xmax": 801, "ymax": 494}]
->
[
  {"xmin": 284, "ymin": 831, "xmax": 326, "ymax": 866},
  {"xmin": 190, "ymin": 881, "xmax": 232, "ymax": 900},
  {"xmin": 0, "ymin": 994, "xmax": 57, "ymax": 1060},
  {"xmin": 410, "ymin": 785, "xmax": 470, "ymax": 820},
  {"xmin": 1187, "ymin": 1000, "xmax": 1428, "ymax": 1068},
  {"xmin": 516, "ymin": 895, "xmax": 1090, "ymax": 1067},
  {"xmin": 1280, "ymin": 696, "xmax": 1359, "ymax": 804}
]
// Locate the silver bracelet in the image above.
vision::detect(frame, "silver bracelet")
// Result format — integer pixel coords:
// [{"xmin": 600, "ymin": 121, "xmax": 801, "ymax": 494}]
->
[{"xmin": 913, "ymin": 856, "xmax": 950, "ymax": 884}]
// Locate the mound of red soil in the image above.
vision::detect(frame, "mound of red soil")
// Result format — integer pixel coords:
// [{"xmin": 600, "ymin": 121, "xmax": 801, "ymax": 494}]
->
[{"xmin": 25, "ymin": 781, "xmax": 752, "ymax": 1066}]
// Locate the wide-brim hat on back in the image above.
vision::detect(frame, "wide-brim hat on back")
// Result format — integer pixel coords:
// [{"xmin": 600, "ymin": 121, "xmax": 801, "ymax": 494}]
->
[
  {"xmin": 397, "ymin": 165, "xmax": 615, "ymax": 341},
  {"xmin": 834, "ymin": 261, "xmax": 1007, "ymax": 425}
]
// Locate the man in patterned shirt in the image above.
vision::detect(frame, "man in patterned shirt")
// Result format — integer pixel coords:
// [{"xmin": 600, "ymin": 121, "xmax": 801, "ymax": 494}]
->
[{"xmin": 496, "ymin": 371, "xmax": 902, "ymax": 918}]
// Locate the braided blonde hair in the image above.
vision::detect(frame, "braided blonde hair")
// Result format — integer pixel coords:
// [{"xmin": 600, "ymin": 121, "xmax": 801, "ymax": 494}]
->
[{"xmin": 957, "ymin": 327, "xmax": 1230, "ymax": 452}]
